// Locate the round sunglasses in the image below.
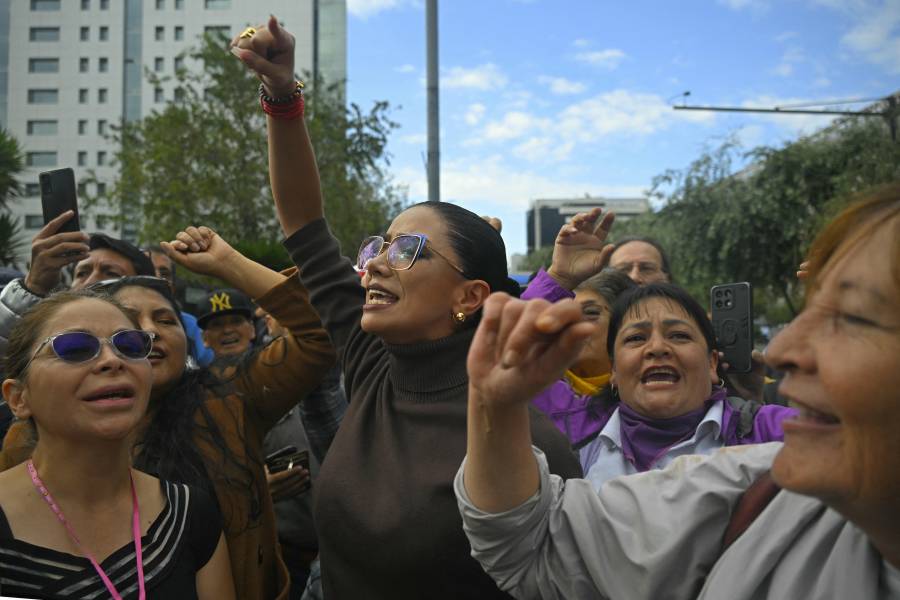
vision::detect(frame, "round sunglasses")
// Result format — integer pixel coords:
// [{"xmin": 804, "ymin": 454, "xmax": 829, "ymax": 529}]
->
[
  {"xmin": 25, "ymin": 330, "xmax": 155, "ymax": 370},
  {"xmin": 356, "ymin": 234, "xmax": 464, "ymax": 274}
]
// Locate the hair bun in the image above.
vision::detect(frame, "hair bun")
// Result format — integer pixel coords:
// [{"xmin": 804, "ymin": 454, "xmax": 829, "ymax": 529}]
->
[{"xmin": 504, "ymin": 277, "xmax": 522, "ymax": 298}]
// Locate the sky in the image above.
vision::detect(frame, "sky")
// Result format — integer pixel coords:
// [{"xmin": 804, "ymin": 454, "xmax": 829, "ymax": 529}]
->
[{"xmin": 343, "ymin": 0, "xmax": 897, "ymax": 262}]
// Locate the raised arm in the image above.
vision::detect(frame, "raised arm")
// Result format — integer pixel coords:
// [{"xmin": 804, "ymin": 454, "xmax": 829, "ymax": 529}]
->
[
  {"xmin": 464, "ymin": 293, "xmax": 593, "ymax": 512},
  {"xmin": 230, "ymin": 16, "xmax": 323, "ymax": 237},
  {"xmin": 543, "ymin": 208, "xmax": 616, "ymax": 292}
]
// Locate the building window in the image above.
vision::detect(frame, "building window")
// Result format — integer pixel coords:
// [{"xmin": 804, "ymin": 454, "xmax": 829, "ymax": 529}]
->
[
  {"xmin": 154, "ymin": 57, "xmax": 164, "ymax": 72},
  {"xmin": 98, "ymin": 119, "xmax": 107, "ymax": 135},
  {"xmin": 154, "ymin": 87, "xmax": 164, "ymax": 103},
  {"xmin": 80, "ymin": 27, "xmax": 89, "ymax": 41},
  {"xmin": 205, "ymin": 0, "xmax": 231, "ymax": 8},
  {"xmin": 97, "ymin": 151, "xmax": 107, "ymax": 166},
  {"xmin": 25, "ymin": 183, "xmax": 41, "ymax": 197},
  {"xmin": 174, "ymin": 87, "xmax": 185, "ymax": 102},
  {"xmin": 77, "ymin": 151, "xmax": 87, "ymax": 166},
  {"xmin": 27, "ymin": 120, "xmax": 58, "ymax": 135},
  {"xmin": 78, "ymin": 119, "xmax": 88, "ymax": 135},
  {"xmin": 174, "ymin": 56, "xmax": 184, "ymax": 71},
  {"xmin": 77, "ymin": 182, "xmax": 87, "ymax": 197},
  {"xmin": 99, "ymin": 57, "xmax": 108, "ymax": 72},
  {"xmin": 27, "ymin": 152, "xmax": 57, "ymax": 167},
  {"xmin": 29, "ymin": 27, "xmax": 60, "ymax": 42},
  {"xmin": 99, "ymin": 26, "xmax": 109, "ymax": 41},
  {"xmin": 96, "ymin": 182, "xmax": 107, "ymax": 195},
  {"xmin": 175, "ymin": 0, "xmax": 184, "ymax": 8},
  {"xmin": 174, "ymin": 26, "xmax": 184, "ymax": 41},
  {"xmin": 156, "ymin": 0, "xmax": 164, "ymax": 8},
  {"xmin": 98, "ymin": 88, "xmax": 108, "ymax": 103},
  {"xmin": 100, "ymin": 0, "xmax": 108, "ymax": 9},
  {"xmin": 204, "ymin": 25, "xmax": 230, "ymax": 38},
  {"xmin": 29, "ymin": 58, "xmax": 59, "ymax": 73},
  {"xmin": 31, "ymin": 0, "xmax": 60, "ymax": 11},
  {"xmin": 25, "ymin": 215, "xmax": 45, "ymax": 229},
  {"xmin": 81, "ymin": 0, "xmax": 90, "ymax": 9},
  {"xmin": 78, "ymin": 88, "xmax": 88, "ymax": 103},
  {"xmin": 28, "ymin": 89, "xmax": 58, "ymax": 104},
  {"xmin": 155, "ymin": 26, "xmax": 164, "ymax": 41},
  {"xmin": 79, "ymin": 57, "xmax": 89, "ymax": 73}
]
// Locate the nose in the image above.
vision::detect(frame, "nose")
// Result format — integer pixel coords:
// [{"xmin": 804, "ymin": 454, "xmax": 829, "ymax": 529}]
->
[
  {"xmin": 643, "ymin": 330, "xmax": 670, "ymax": 358},
  {"xmin": 92, "ymin": 339, "xmax": 126, "ymax": 372},
  {"xmin": 628, "ymin": 264, "xmax": 644, "ymax": 285},
  {"xmin": 364, "ymin": 247, "xmax": 393, "ymax": 278},
  {"xmin": 765, "ymin": 311, "xmax": 814, "ymax": 374}
]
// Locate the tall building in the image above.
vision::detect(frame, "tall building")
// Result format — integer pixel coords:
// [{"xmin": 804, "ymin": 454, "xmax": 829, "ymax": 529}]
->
[
  {"xmin": 0, "ymin": 0, "xmax": 346, "ymax": 265},
  {"xmin": 526, "ymin": 195, "xmax": 649, "ymax": 253}
]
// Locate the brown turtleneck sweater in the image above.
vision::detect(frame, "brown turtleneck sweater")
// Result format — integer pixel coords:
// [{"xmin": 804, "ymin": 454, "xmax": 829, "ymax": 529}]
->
[{"xmin": 285, "ymin": 218, "xmax": 581, "ymax": 599}]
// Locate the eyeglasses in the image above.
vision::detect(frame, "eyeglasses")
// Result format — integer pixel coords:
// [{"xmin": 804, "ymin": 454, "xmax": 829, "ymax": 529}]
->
[
  {"xmin": 356, "ymin": 234, "xmax": 465, "ymax": 275},
  {"xmin": 25, "ymin": 330, "xmax": 155, "ymax": 370}
]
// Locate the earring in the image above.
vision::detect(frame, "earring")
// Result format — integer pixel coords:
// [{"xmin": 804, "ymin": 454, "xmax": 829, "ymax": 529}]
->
[
  {"xmin": 453, "ymin": 312, "xmax": 467, "ymax": 323},
  {"xmin": 610, "ymin": 384, "xmax": 619, "ymax": 402},
  {"xmin": 717, "ymin": 377, "xmax": 726, "ymax": 388}
]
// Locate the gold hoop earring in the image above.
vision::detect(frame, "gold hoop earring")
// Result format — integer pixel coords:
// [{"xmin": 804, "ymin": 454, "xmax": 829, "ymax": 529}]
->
[{"xmin": 454, "ymin": 312, "xmax": 467, "ymax": 323}]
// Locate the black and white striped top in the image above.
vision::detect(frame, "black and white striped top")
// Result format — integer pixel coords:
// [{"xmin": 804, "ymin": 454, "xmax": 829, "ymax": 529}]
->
[{"xmin": 0, "ymin": 480, "xmax": 221, "ymax": 600}]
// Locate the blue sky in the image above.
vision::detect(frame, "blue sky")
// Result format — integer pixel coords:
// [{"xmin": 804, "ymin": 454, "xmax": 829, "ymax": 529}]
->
[{"xmin": 344, "ymin": 0, "xmax": 897, "ymax": 260}]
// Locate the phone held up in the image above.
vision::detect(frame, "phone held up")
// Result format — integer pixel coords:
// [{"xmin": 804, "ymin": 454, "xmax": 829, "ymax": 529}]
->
[
  {"xmin": 710, "ymin": 282, "xmax": 753, "ymax": 374},
  {"xmin": 265, "ymin": 445, "xmax": 310, "ymax": 475},
  {"xmin": 39, "ymin": 168, "xmax": 80, "ymax": 233}
]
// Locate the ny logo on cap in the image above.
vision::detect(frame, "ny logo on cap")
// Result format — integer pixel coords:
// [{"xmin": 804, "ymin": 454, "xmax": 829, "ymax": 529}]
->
[{"xmin": 210, "ymin": 292, "xmax": 232, "ymax": 312}]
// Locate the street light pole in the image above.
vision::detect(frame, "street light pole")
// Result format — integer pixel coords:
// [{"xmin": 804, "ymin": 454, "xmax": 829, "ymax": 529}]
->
[{"xmin": 426, "ymin": 0, "xmax": 440, "ymax": 202}]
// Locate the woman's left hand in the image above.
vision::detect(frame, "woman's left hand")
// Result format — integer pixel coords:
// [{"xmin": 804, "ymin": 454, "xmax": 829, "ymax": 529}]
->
[
  {"xmin": 162, "ymin": 226, "xmax": 238, "ymax": 279},
  {"xmin": 468, "ymin": 294, "xmax": 594, "ymax": 408},
  {"xmin": 230, "ymin": 15, "xmax": 296, "ymax": 98}
]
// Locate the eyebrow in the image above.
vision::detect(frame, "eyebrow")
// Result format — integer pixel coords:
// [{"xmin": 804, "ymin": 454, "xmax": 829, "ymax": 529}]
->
[
  {"xmin": 838, "ymin": 280, "xmax": 890, "ymax": 307},
  {"xmin": 623, "ymin": 318, "xmax": 693, "ymax": 330}
]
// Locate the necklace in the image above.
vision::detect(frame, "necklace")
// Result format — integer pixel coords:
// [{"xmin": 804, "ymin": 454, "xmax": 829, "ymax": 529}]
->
[{"xmin": 26, "ymin": 459, "xmax": 146, "ymax": 600}]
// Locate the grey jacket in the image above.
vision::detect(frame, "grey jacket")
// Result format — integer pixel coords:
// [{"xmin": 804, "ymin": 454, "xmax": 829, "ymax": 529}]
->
[
  {"xmin": 455, "ymin": 443, "xmax": 899, "ymax": 599},
  {"xmin": 0, "ymin": 279, "xmax": 42, "ymax": 361}
]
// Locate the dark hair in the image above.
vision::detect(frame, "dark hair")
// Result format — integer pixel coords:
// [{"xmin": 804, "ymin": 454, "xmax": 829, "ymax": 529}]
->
[
  {"xmin": 413, "ymin": 201, "xmax": 520, "ymax": 324},
  {"xmin": 606, "ymin": 282, "xmax": 717, "ymax": 362},
  {"xmin": 89, "ymin": 233, "xmax": 157, "ymax": 277},
  {"xmin": 575, "ymin": 268, "xmax": 637, "ymax": 307},
  {"xmin": 95, "ymin": 277, "xmax": 262, "ymax": 529},
  {"xmin": 610, "ymin": 236, "xmax": 674, "ymax": 282},
  {"xmin": 142, "ymin": 244, "xmax": 176, "ymax": 280},
  {"xmin": 90, "ymin": 276, "xmax": 185, "ymax": 329},
  {"xmin": 5, "ymin": 290, "xmax": 137, "ymax": 381}
]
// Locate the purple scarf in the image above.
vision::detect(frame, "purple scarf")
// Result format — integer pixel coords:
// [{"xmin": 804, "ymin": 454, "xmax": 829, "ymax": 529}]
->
[{"xmin": 618, "ymin": 387, "xmax": 727, "ymax": 471}]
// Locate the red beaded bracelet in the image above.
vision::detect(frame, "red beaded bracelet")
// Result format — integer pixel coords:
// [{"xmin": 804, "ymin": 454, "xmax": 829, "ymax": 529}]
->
[{"xmin": 259, "ymin": 82, "xmax": 305, "ymax": 120}]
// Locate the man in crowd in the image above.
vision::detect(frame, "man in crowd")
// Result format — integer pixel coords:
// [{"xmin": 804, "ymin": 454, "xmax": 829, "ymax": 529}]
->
[
  {"xmin": 608, "ymin": 236, "xmax": 672, "ymax": 285},
  {"xmin": 197, "ymin": 287, "xmax": 258, "ymax": 360}
]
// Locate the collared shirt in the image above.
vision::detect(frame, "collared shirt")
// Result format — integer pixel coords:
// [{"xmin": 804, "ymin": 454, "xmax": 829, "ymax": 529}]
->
[{"xmin": 581, "ymin": 398, "xmax": 726, "ymax": 489}]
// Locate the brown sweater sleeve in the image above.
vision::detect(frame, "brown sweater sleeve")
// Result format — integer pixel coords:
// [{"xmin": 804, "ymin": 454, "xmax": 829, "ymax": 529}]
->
[
  {"xmin": 0, "ymin": 420, "xmax": 34, "ymax": 471},
  {"xmin": 236, "ymin": 269, "xmax": 336, "ymax": 436}
]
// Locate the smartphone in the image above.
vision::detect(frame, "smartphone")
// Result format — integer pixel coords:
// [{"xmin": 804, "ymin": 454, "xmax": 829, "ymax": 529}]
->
[
  {"xmin": 267, "ymin": 449, "xmax": 309, "ymax": 474},
  {"xmin": 265, "ymin": 445, "xmax": 297, "ymax": 465},
  {"xmin": 39, "ymin": 168, "xmax": 80, "ymax": 233},
  {"xmin": 710, "ymin": 282, "xmax": 753, "ymax": 374}
]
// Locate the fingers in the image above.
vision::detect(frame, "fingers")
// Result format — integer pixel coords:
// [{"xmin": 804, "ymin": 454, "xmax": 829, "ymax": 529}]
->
[
  {"xmin": 498, "ymin": 298, "xmax": 591, "ymax": 368},
  {"xmin": 35, "ymin": 211, "xmax": 85, "ymax": 240},
  {"xmin": 596, "ymin": 243, "xmax": 615, "ymax": 271},
  {"xmin": 470, "ymin": 293, "xmax": 512, "ymax": 365},
  {"xmin": 591, "ymin": 211, "xmax": 615, "ymax": 240},
  {"xmin": 796, "ymin": 261, "xmax": 809, "ymax": 280},
  {"xmin": 172, "ymin": 226, "xmax": 211, "ymax": 252}
]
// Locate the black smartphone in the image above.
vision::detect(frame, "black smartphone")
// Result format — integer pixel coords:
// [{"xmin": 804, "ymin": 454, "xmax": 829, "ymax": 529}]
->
[
  {"xmin": 710, "ymin": 282, "xmax": 753, "ymax": 374},
  {"xmin": 265, "ymin": 445, "xmax": 297, "ymax": 466},
  {"xmin": 39, "ymin": 168, "xmax": 80, "ymax": 233},
  {"xmin": 267, "ymin": 449, "xmax": 309, "ymax": 474}
]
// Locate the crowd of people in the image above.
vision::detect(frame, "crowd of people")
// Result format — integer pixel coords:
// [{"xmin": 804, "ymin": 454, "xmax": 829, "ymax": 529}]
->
[{"xmin": 0, "ymin": 15, "xmax": 896, "ymax": 600}]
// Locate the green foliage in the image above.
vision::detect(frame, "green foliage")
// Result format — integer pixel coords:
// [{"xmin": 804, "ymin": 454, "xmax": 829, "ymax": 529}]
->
[
  {"xmin": 519, "ymin": 246, "xmax": 553, "ymax": 273},
  {"xmin": 0, "ymin": 128, "xmax": 24, "ymax": 266},
  {"xmin": 614, "ymin": 117, "xmax": 900, "ymax": 324},
  {"xmin": 89, "ymin": 32, "xmax": 406, "ymax": 262}
]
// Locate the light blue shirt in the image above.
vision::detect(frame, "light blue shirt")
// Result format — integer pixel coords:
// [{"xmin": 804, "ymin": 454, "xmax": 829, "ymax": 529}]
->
[{"xmin": 581, "ymin": 399, "xmax": 726, "ymax": 490}]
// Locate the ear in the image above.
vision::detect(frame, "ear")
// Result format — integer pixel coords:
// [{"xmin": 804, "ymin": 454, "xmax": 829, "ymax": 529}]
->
[
  {"xmin": 708, "ymin": 350, "xmax": 720, "ymax": 385},
  {"xmin": 609, "ymin": 368, "xmax": 617, "ymax": 387},
  {"xmin": 2, "ymin": 378, "xmax": 32, "ymax": 419},
  {"xmin": 201, "ymin": 330, "xmax": 212, "ymax": 349},
  {"xmin": 452, "ymin": 279, "xmax": 492, "ymax": 317}
]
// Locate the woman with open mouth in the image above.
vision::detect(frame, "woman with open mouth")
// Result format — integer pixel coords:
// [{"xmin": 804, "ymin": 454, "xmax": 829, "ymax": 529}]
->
[
  {"xmin": 231, "ymin": 16, "xmax": 582, "ymax": 599},
  {"xmin": 0, "ymin": 290, "xmax": 234, "ymax": 599},
  {"xmin": 456, "ymin": 183, "xmax": 900, "ymax": 598}
]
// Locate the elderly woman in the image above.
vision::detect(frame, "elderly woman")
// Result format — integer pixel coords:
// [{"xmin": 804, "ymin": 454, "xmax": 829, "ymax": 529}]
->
[
  {"xmin": 230, "ymin": 17, "xmax": 581, "ymax": 599},
  {"xmin": 0, "ymin": 290, "xmax": 234, "ymax": 598},
  {"xmin": 526, "ymin": 209, "xmax": 793, "ymax": 484},
  {"xmin": 455, "ymin": 184, "xmax": 900, "ymax": 598}
]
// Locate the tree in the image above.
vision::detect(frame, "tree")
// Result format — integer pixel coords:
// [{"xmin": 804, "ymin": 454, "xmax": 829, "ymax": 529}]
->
[
  {"xmin": 0, "ymin": 128, "xmax": 25, "ymax": 267},
  {"xmin": 88, "ymin": 33, "xmax": 406, "ymax": 270}
]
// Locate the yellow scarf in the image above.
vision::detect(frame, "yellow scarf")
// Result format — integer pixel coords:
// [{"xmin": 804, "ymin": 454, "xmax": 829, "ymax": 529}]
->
[{"xmin": 564, "ymin": 371, "xmax": 611, "ymax": 397}]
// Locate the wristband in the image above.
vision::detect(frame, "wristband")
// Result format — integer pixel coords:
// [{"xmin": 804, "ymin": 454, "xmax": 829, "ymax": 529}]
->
[{"xmin": 259, "ymin": 81, "xmax": 305, "ymax": 120}]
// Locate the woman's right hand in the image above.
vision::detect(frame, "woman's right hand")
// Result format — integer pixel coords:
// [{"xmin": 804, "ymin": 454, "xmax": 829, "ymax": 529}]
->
[
  {"xmin": 230, "ymin": 15, "xmax": 296, "ymax": 98},
  {"xmin": 161, "ymin": 226, "xmax": 238, "ymax": 280},
  {"xmin": 546, "ymin": 208, "xmax": 616, "ymax": 291}
]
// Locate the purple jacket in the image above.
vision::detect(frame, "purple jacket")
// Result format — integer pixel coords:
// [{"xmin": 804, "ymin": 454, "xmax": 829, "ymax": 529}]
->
[{"xmin": 524, "ymin": 269, "xmax": 796, "ymax": 448}]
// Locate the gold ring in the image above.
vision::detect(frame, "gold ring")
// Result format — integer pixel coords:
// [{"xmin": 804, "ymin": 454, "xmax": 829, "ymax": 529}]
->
[{"xmin": 240, "ymin": 27, "xmax": 257, "ymax": 39}]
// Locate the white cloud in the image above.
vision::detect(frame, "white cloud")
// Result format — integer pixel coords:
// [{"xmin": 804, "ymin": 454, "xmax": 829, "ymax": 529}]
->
[
  {"xmin": 348, "ymin": 0, "xmax": 404, "ymax": 19},
  {"xmin": 776, "ymin": 31, "xmax": 799, "ymax": 42},
  {"xmin": 813, "ymin": 76, "xmax": 832, "ymax": 87},
  {"xmin": 575, "ymin": 49, "xmax": 626, "ymax": 69},
  {"xmin": 740, "ymin": 94, "xmax": 839, "ymax": 134},
  {"xmin": 395, "ymin": 64, "xmax": 416, "ymax": 74},
  {"xmin": 573, "ymin": 38, "xmax": 591, "ymax": 48},
  {"xmin": 842, "ymin": 0, "xmax": 900, "ymax": 74},
  {"xmin": 464, "ymin": 103, "xmax": 486, "ymax": 126},
  {"xmin": 482, "ymin": 111, "xmax": 548, "ymax": 141},
  {"xmin": 511, "ymin": 137, "xmax": 576, "ymax": 162},
  {"xmin": 717, "ymin": 0, "xmax": 768, "ymax": 9},
  {"xmin": 538, "ymin": 76, "xmax": 587, "ymax": 95},
  {"xmin": 441, "ymin": 63, "xmax": 508, "ymax": 91},
  {"xmin": 772, "ymin": 63, "xmax": 794, "ymax": 77}
]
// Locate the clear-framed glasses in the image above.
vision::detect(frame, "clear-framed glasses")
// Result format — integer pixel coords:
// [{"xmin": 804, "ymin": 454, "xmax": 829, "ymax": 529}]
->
[
  {"xmin": 25, "ymin": 330, "xmax": 156, "ymax": 371},
  {"xmin": 356, "ymin": 234, "xmax": 465, "ymax": 275}
]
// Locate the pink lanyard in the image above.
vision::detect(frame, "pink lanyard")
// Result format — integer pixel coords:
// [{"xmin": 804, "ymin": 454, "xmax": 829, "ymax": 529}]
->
[{"xmin": 27, "ymin": 460, "xmax": 146, "ymax": 600}]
